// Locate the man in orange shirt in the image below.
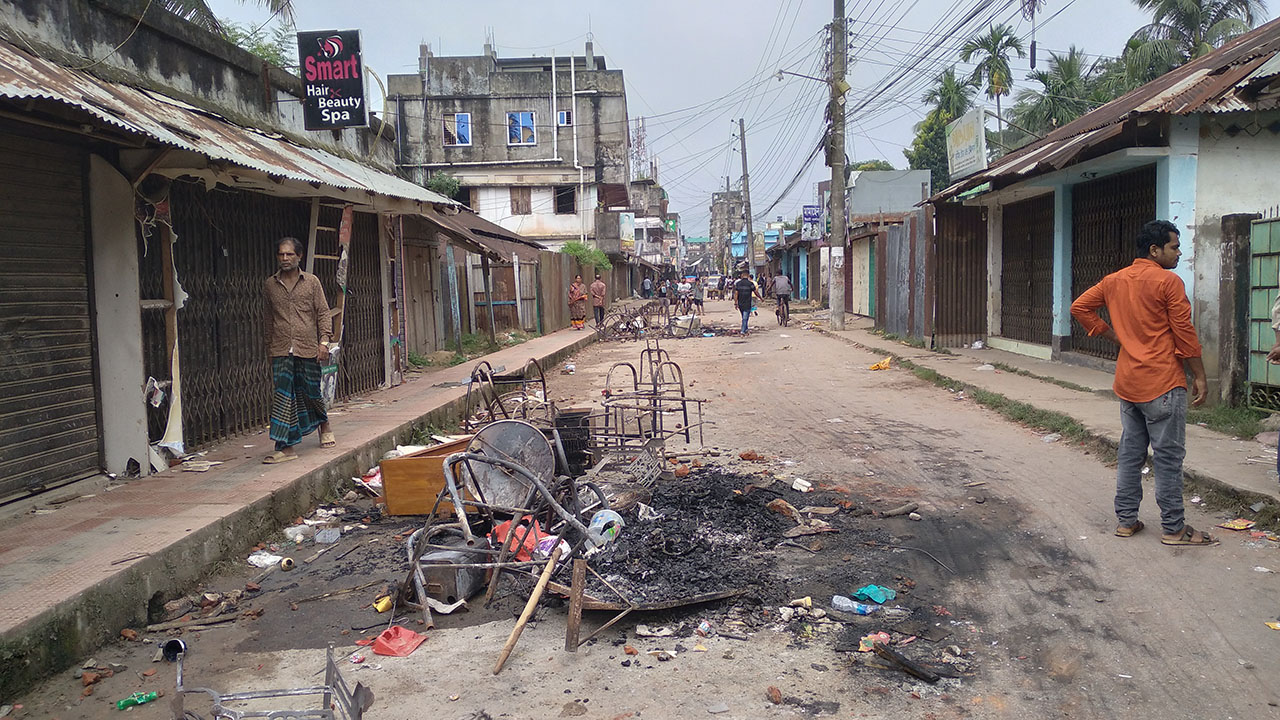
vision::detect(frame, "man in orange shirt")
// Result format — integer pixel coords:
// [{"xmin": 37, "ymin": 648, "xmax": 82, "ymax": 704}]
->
[{"xmin": 1070, "ymin": 220, "xmax": 1212, "ymax": 546}]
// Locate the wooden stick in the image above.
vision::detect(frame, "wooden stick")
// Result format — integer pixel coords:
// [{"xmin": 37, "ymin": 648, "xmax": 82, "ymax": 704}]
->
[
  {"xmin": 565, "ymin": 558, "xmax": 587, "ymax": 652},
  {"xmin": 872, "ymin": 642, "xmax": 940, "ymax": 684},
  {"xmin": 292, "ymin": 579, "xmax": 381, "ymax": 605},
  {"xmin": 880, "ymin": 502, "xmax": 919, "ymax": 518},
  {"xmin": 146, "ymin": 614, "xmax": 236, "ymax": 632},
  {"xmin": 493, "ymin": 547, "xmax": 561, "ymax": 675}
]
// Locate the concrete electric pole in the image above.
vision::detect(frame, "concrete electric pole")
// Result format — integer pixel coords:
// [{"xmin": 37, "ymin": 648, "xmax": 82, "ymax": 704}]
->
[
  {"xmin": 738, "ymin": 118, "xmax": 754, "ymax": 274},
  {"xmin": 828, "ymin": 0, "xmax": 847, "ymax": 330}
]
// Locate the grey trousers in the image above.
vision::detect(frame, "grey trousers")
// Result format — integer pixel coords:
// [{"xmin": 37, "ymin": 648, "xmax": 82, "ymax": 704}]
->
[{"xmin": 1115, "ymin": 386, "xmax": 1187, "ymax": 535}]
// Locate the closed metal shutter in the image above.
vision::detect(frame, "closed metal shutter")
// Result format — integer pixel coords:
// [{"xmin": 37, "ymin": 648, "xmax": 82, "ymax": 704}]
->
[
  {"xmin": 0, "ymin": 131, "xmax": 99, "ymax": 497},
  {"xmin": 1001, "ymin": 194, "xmax": 1055, "ymax": 345}
]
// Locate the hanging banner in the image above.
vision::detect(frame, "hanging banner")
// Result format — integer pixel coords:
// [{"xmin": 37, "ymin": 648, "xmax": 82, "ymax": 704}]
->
[
  {"xmin": 802, "ymin": 205, "xmax": 821, "ymax": 240},
  {"xmin": 297, "ymin": 29, "xmax": 368, "ymax": 131},
  {"xmin": 619, "ymin": 212, "xmax": 636, "ymax": 253}
]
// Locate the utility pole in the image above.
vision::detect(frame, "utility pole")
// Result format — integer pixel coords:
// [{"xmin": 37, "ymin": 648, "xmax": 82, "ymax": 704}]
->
[
  {"xmin": 738, "ymin": 118, "xmax": 754, "ymax": 274},
  {"xmin": 828, "ymin": 0, "xmax": 847, "ymax": 329}
]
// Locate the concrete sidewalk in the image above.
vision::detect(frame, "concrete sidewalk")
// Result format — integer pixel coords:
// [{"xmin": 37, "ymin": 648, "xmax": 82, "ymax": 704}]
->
[
  {"xmin": 808, "ymin": 315, "xmax": 1280, "ymax": 504},
  {"xmin": 0, "ymin": 326, "xmax": 596, "ymax": 699}
]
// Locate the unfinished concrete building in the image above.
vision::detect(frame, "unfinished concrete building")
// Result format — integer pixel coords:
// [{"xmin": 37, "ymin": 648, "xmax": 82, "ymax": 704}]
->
[{"xmin": 388, "ymin": 41, "xmax": 632, "ymax": 252}]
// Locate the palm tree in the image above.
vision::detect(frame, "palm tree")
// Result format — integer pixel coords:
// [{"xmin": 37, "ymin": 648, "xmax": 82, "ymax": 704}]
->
[
  {"xmin": 1012, "ymin": 46, "xmax": 1096, "ymax": 135},
  {"xmin": 1126, "ymin": 0, "xmax": 1267, "ymax": 81},
  {"xmin": 921, "ymin": 67, "xmax": 978, "ymax": 122},
  {"xmin": 158, "ymin": 0, "xmax": 295, "ymax": 36},
  {"xmin": 960, "ymin": 23, "xmax": 1026, "ymax": 135}
]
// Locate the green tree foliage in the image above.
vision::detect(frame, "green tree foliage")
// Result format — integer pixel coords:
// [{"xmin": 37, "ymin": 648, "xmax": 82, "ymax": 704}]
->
[
  {"xmin": 921, "ymin": 67, "xmax": 977, "ymax": 122},
  {"xmin": 852, "ymin": 159, "xmax": 897, "ymax": 171},
  {"xmin": 159, "ymin": 0, "xmax": 296, "ymax": 36},
  {"xmin": 1010, "ymin": 47, "xmax": 1097, "ymax": 136},
  {"xmin": 903, "ymin": 112, "xmax": 952, "ymax": 192},
  {"xmin": 960, "ymin": 23, "xmax": 1026, "ymax": 138},
  {"xmin": 561, "ymin": 241, "xmax": 612, "ymax": 271},
  {"xmin": 425, "ymin": 172, "xmax": 461, "ymax": 199},
  {"xmin": 1127, "ymin": 0, "xmax": 1266, "ymax": 81},
  {"xmin": 223, "ymin": 20, "xmax": 297, "ymax": 73}
]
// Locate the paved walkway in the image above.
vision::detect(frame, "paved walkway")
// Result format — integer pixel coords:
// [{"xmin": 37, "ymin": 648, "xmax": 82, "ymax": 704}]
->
[
  {"xmin": 808, "ymin": 314, "xmax": 1280, "ymax": 503},
  {"xmin": 0, "ymin": 325, "xmax": 596, "ymax": 698}
]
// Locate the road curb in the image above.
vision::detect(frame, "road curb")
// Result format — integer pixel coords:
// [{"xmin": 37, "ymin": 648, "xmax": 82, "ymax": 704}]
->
[
  {"xmin": 0, "ymin": 331, "xmax": 598, "ymax": 702},
  {"xmin": 808, "ymin": 325, "xmax": 1280, "ymax": 510}
]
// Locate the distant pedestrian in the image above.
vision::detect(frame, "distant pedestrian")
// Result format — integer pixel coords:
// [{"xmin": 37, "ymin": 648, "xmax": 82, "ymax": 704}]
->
[
  {"xmin": 691, "ymin": 276, "xmax": 705, "ymax": 316},
  {"xmin": 589, "ymin": 273, "xmax": 608, "ymax": 327},
  {"xmin": 658, "ymin": 279, "xmax": 671, "ymax": 313},
  {"xmin": 567, "ymin": 274, "xmax": 587, "ymax": 330},
  {"xmin": 262, "ymin": 237, "xmax": 335, "ymax": 464},
  {"xmin": 733, "ymin": 267, "xmax": 762, "ymax": 335},
  {"xmin": 1070, "ymin": 220, "xmax": 1212, "ymax": 546},
  {"xmin": 642, "ymin": 276, "xmax": 653, "ymax": 299}
]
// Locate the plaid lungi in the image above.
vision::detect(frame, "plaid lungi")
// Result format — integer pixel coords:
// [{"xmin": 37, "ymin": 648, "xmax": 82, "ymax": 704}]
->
[{"xmin": 270, "ymin": 356, "xmax": 327, "ymax": 450}]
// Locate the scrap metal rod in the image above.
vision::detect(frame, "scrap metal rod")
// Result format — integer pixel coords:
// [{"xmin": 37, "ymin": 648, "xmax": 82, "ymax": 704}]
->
[{"xmin": 862, "ymin": 541, "xmax": 955, "ymax": 574}]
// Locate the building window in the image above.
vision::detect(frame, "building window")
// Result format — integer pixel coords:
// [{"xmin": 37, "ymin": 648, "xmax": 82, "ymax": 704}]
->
[
  {"xmin": 443, "ymin": 112, "xmax": 470, "ymax": 146},
  {"xmin": 557, "ymin": 110, "xmax": 572, "ymax": 127},
  {"xmin": 507, "ymin": 111, "xmax": 536, "ymax": 145},
  {"xmin": 510, "ymin": 187, "xmax": 532, "ymax": 215},
  {"xmin": 554, "ymin": 186, "xmax": 576, "ymax": 215}
]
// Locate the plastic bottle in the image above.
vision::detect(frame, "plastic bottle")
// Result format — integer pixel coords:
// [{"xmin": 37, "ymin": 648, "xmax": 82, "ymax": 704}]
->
[
  {"xmin": 116, "ymin": 691, "xmax": 158, "ymax": 710},
  {"xmin": 831, "ymin": 596, "xmax": 878, "ymax": 615}
]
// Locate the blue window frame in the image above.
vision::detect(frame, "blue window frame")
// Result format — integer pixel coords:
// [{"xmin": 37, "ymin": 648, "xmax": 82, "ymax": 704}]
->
[
  {"xmin": 507, "ymin": 111, "xmax": 536, "ymax": 146},
  {"xmin": 443, "ymin": 112, "xmax": 470, "ymax": 146}
]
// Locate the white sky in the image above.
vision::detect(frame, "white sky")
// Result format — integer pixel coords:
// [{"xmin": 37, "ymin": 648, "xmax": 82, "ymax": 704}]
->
[{"xmin": 209, "ymin": 0, "xmax": 1268, "ymax": 237}]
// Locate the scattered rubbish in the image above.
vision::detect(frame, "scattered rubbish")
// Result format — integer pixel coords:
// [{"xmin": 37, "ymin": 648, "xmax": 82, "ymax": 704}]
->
[
  {"xmin": 315, "ymin": 527, "xmax": 341, "ymax": 544},
  {"xmin": 831, "ymin": 596, "xmax": 877, "ymax": 615},
  {"xmin": 963, "ymin": 481, "xmax": 987, "ymax": 487},
  {"xmin": 424, "ymin": 597, "xmax": 467, "ymax": 615},
  {"xmin": 766, "ymin": 686, "xmax": 782, "ymax": 704},
  {"xmin": 623, "ymin": 645, "xmax": 639, "ymax": 655},
  {"xmin": 1251, "ymin": 501, "xmax": 1267, "ymax": 513},
  {"xmin": 1189, "ymin": 495, "xmax": 1202, "ymax": 504},
  {"xmin": 791, "ymin": 478, "xmax": 813, "ymax": 492},
  {"xmin": 636, "ymin": 625, "xmax": 675, "ymax": 637},
  {"xmin": 248, "ymin": 550, "xmax": 284, "ymax": 568},
  {"xmin": 647, "ymin": 650, "xmax": 674, "ymax": 661},
  {"xmin": 349, "ymin": 654, "xmax": 366, "ymax": 664},
  {"xmin": 562, "ymin": 364, "xmax": 576, "ymax": 375},
  {"xmin": 933, "ymin": 605, "xmax": 953, "ymax": 617},
  {"xmin": 908, "ymin": 512, "xmax": 922, "ymax": 521},
  {"xmin": 971, "ymin": 340, "xmax": 984, "ymax": 349},
  {"xmin": 696, "ymin": 620, "xmax": 714, "ymax": 637},
  {"xmin": 868, "ymin": 357, "xmax": 892, "ymax": 371},
  {"xmin": 587, "ymin": 509, "xmax": 626, "ymax": 549},
  {"xmin": 119, "ymin": 629, "xmax": 138, "ymax": 641},
  {"xmin": 1218, "ymin": 519, "xmax": 1257, "ymax": 531},
  {"xmin": 743, "ymin": 351, "xmax": 761, "ymax": 356},
  {"xmin": 881, "ymin": 502, "xmax": 919, "ymax": 518},
  {"xmin": 284, "ymin": 525, "xmax": 315, "ymax": 543},
  {"xmin": 800, "ymin": 506, "xmax": 840, "ymax": 515},
  {"xmin": 1266, "ymin": 621, "xmax": 1280, "ymax": 631},
  {"xmin": 636, "ymin": 503, "xmax": 663, "ymax": 521},
  {"xmin": 857, "ymin": 632, "xmax": 892, "ymax": 652},
  {"xmin": 1042, "ymin": 433, "xmax": 1062, "ymax": 443},
  {"xmin": 181, "ymin": 460, "xmax": 222, "ymax": 472},
  {"xmin": 789, "ymin": 597, "xmax": 813, "ymax": 609},
  {"xmin": 826, "ymin": 417, "xmax": 845, "ymax": 423},
  {"xmin": 872, "ymin": 642, "xmax": 940, "ymax": 684},
  {"xmin": 706, "ymin": 702, "xmax": 730, "ymax": 714},
  {"xmin": 373, "ymin": 596, "xmax": 394, "ymax": 613},
  {"xmin": 1141, "ymin": 466, "xmax": 1150, "ymax": 475},
  {"xmin": 1253, "ymin": 566, "xmax": 1275, "ymax": 574},
  {"xmin": 851, "ymin": 584, "xmax": 897, "ymax": 604},
  {"xmin": 369, "ymin": 626, "xmax": 427, "ymax": 657},
  {"xmin": 767, "ymin": 498, "xmax": 801, "ymax": 521},
  {"xmin": 116, "ymin": 691, "xmax": 159, "ymax": 710},
  {"xmin": 279, "ymin": 557, "xmax": 296, "ymax": 572},
  {"xmin": 974, "ymin": 364, "xmax": 995, "ymax": 372},
  {"xmin": 783, "ymin": 520, "xmax": 836, "ymax": 538}
]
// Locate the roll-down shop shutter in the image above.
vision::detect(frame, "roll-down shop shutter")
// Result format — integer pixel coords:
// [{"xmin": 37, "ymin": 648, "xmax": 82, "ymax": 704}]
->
[{"xmin": 0, "ymin": 131, "xmax": 100, "ymax": 498}]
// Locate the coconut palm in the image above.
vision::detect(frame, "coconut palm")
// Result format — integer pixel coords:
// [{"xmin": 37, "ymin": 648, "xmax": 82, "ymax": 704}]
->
[
  {"xmin": 158, "ymin": 0, "xmax": 295, "ymax": 35},
  {"xmin": 960, "ymin": 23, "xmax": 1027, "ymax": 136},
  {"xmin": 1126, "ymin": 0, "xmax": 1267, "ymax": 81},
  {"xmin": 921, "ymin": 67, "xmax": 978, "ymax": 122},
  {"xmin": 1012, "ymin": 46, "xmax": 1097, "ymax": 135}
]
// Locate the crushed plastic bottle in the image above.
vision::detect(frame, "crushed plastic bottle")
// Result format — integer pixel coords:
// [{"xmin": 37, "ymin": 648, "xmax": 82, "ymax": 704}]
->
[
  {"xmin": 116, "ymin": 691, "xmax": 158, "ymax": 710},
  {"xmin": 831, "ymin": 596, "xmax": 878, "ymax": 615}
]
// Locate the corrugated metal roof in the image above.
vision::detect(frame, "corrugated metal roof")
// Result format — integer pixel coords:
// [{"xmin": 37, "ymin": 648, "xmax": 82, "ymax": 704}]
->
[
  {"xmin": 934, "ymin": 16, "xmax": 1280, "ymax": 201},
  {"xmin": 0, "ymin": 39, "xmax": 457, "ymax": 207}
]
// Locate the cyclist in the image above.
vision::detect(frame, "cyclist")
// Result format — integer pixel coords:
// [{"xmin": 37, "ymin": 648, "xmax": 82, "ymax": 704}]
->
[{"xmin": 772, "ymin": 273, "xmax": 792, "ymax": 326}]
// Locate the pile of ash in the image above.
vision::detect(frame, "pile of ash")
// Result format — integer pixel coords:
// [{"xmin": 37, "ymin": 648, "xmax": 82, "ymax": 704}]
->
[{"xmin": 586, "ymin": 466, "xmax": 804, "ymax": 605}]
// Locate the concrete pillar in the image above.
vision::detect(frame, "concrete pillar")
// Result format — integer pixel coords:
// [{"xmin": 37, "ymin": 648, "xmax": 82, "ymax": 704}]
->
[
  {"xmin": 88, "ymin": 155, "xmax": 149, "ymax": 475},
  {"xmin": 1159, "ymin": 117, "xmax": 1199, "ymax": 299},
  {"xmin": 986, "ymin": 203, "xmax": 1003, "ymax": 337},
  {"xmin": 1051, "ymin": 184, "xmax": 1074, "ymax": 349}
]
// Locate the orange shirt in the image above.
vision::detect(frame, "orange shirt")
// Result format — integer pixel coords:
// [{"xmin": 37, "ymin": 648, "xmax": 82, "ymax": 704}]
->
[{"xmin": 1069, "ymin": 258, "xmax": 1201, "ymax": 403}]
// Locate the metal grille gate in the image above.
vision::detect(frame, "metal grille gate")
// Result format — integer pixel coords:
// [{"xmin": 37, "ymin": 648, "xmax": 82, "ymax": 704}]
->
[
  {"xmin": 147, "ymin": 181, "xmax": 385, "ymax": 450},
  {"xmin": 934, "ymin": 203, "xmax": 988, "ymax": 348},
  {"xmin": 1248, "ymin": 218, "xmax": 1280, "ymax": 412},
  {"xmin": 1071, "ymin": 166, "xmax": 1157, "ymax": 359},
  {"xmin": 1001, "ymin": 194, "xmax": 1055, "ymax": 345}
]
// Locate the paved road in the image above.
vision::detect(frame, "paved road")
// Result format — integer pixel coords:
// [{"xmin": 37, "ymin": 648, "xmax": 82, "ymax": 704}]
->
[{"xmin": 15, "ymin": 301, "xmax": 1278, "ymax": 719}]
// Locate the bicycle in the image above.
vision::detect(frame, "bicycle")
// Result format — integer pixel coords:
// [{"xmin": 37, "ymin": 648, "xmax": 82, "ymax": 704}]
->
[{"xmin": 775, "ymin": 294, "xmax": 790, "ymax": 326}]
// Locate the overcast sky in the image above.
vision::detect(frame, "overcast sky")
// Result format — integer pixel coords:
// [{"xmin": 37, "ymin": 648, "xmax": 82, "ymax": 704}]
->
[{"xmin": 210, "ymin": 0, "xmax": 1268, "ymax": 237}]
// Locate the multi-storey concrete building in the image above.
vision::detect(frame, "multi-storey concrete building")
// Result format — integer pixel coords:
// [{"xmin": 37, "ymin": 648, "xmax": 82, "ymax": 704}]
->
[
  {"xmin": 388, "ymin": 41, "xmax": 632, "ymax": 251},
  {"xmin": 709, "ymin": 189, "xmax": 744, "ymax": 271}
]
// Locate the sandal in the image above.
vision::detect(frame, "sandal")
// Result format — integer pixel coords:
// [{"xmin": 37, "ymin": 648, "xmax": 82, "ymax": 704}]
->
[
  {"xmin": 1161, "ymin": 525, "xmax": 1218, "ymax": 546},
  {"xmin": 1114, "ymin": 520, "xmax": 1144, "ymax": 538},
  {"xmin": 263, "ymin": 450, "xmax": 298, "ymax": 464},
  {"xmin": 320, "ymin": 431, "xmax": 336, "ymax": 448}
]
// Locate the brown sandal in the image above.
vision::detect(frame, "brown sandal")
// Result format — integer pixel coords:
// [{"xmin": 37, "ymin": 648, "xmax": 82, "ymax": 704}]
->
[
  {"xmin": 1115, "ymin": 520, "xmax": 1144, "ymax": 538},
  {"xmin": 1161, "ymin": 525, "xmax": 1218, "ymax": 546}
]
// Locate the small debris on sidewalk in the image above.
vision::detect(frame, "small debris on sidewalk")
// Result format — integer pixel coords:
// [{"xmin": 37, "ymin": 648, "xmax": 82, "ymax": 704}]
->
[
  {"xmin": 869, "ymin": 357, "xmax": 892, "ymax": 371},
  {"xmin": 1218, "ymin": 518, "xmax": 1257, "ymax": 531}
]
